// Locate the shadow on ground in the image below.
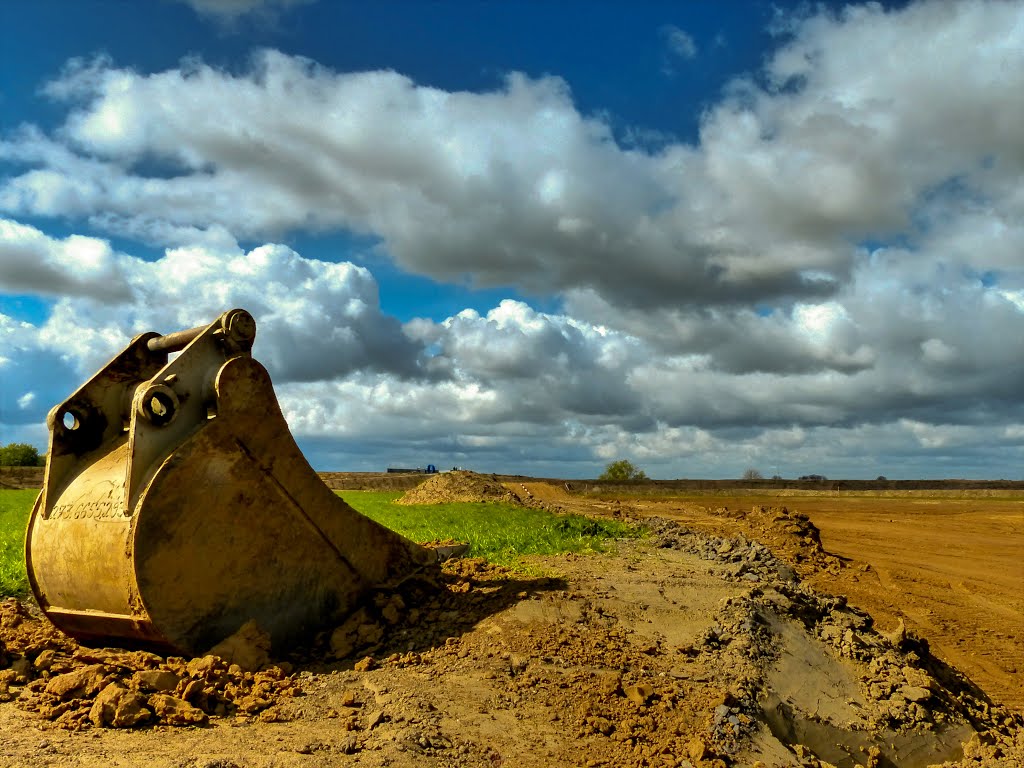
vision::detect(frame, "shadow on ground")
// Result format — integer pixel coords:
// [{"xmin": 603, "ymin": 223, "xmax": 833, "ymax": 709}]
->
[{"xmin": 293, "ymin": 560, "xmax": 568, "ymax": 671}]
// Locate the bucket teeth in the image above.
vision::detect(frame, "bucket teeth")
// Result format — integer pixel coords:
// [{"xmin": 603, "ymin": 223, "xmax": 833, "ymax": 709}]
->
[{"xmin": 26, "ymin": 309, "xmax": 434, "ymax": 655}]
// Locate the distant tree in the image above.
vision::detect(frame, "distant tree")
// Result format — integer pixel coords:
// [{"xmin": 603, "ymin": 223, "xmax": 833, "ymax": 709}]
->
[
  {"xmin": 599, "ymin": 459, "xmax": 647, "ymax": 482},
  {"xmin": 0, "ymin": 443, "xmax": 41, "ymax": 467},
  {"xmin": 742, "ymin": 468, "xmax": 764, "ymax": 481},
  {"xmin": 876, "ymin": 475, "xmax": 888, "ymax": 481}
]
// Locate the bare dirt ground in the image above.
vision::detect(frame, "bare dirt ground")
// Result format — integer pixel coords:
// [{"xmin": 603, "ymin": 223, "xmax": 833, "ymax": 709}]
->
[
  {"xmin": 579, "ymin": 490, "xmax": 1023, "ymax": 716},
  {"xmin": 0, "ymin": 479, "xmax": 1021, "ymax": 767}
]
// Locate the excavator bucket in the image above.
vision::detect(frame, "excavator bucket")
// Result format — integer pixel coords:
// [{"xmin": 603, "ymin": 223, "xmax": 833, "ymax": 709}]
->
[{"xmin": 26, "ymin": 309, "xmax": 436, "ymax": 655}]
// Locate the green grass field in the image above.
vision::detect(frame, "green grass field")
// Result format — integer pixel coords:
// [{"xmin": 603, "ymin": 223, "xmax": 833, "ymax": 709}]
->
[
  {"xmin": 0, "ymin": 488, "xmax": 638, "ymax": 597},
  {"xmin": 340, "ymin": 490, "xmax": 640, "ymax": 565},
  {"xmin": 0, "ymin": 489, "xmax": 36, "ymax": 596}
]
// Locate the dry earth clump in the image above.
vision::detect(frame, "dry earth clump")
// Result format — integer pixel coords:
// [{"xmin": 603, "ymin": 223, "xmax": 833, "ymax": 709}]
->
[
  {"xmin": 396, "ymin": 470, "xmax": 523, "ymax": 505},
  {"xmin": 0, "ymin": 599, "xmax": 302, "ymax": 730}
]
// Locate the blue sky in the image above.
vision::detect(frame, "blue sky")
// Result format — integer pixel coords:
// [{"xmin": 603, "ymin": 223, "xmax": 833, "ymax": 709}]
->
[
  {"xmin": 1, "ymin": 0, "xmax": 1023, "ymax": 479},
  {"xmin": 1, "ymin": 2, "xmax": 775, "ymax": 136}
]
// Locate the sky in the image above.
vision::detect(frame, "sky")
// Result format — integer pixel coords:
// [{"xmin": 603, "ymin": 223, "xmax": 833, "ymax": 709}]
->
[{"xmin": 1, "ymin": 0, "xmax": 1022, "ymax": 480}]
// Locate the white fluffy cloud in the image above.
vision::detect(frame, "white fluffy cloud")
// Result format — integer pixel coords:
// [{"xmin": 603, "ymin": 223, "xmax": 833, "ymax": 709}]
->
[
  {"xmin": 175, "ymin": 0, "xmax": 312, "ymax": 22},
  {"xmin": 0, "ymin": 52, "xmax": 841, "ymax": 309},
  {"xmin": 2, "ymin": 222, "xmax": 1023, "ymax": 476},
  {"xmin": 0, "ymin": 219, "xmax": 131, "ymax": 301},
  {"xmin": 0, "ymin": 221, "xmax": 422, "ymax": 384},
  {"xmin": 662, "ymin": 25, "xmax": 698, "ymax": 60},
  {"xmin": 3, "ymin": 1, "xmax": 1024, "ymax": 477},
  {"xmin": 2, "ymin": 1, "xmax": 1018, "ymax": 316}
]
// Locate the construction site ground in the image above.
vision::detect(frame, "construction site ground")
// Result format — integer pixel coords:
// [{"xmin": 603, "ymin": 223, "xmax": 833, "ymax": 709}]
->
[
  {"xmin": 0, "ymin": 479, "xmax": 1021, "ymax": 767},
  {"xmin": 523, "ymin": 486, "xmax": 1023, "ymax": 715}
]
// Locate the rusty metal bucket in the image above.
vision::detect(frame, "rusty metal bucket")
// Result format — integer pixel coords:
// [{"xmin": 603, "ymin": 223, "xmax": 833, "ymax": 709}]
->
[{"xmin": 26, "ymin": 309, "xmax": 435, "ymax": 655}]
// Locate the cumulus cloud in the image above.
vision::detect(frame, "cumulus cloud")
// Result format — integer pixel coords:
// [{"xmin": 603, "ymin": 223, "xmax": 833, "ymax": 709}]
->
[
  {"xmin": 2, "ymin": 1, "xmax": 1021, "ymax": 322},
  {"xmin": 661, "ymin": 25, "xmax": 698, "ymax": 60},
  {"xmin": 0, "ymin": 220, "xmax": 424, "ymax": 383},
  {"xmin": 0, "ymin": 219, "xmax": 132, "ymax": 301},
  {"xmin": 175, "ymin": 0, "xmax": 313, "ymax": 22},
  {"xmin": 3, "ymin": 222, "xmax": 1023, "ymax": 477},
  {"xmin": 0, "ymin": 51, "xmax": 849, "ymax": 310},
  {"xmin": 0, "ymin": 313, "xmax": 79, "ymax": 438},
  {"xmin": 3, "ymin": 1, "xmax": 1024, "ymax": 477}
]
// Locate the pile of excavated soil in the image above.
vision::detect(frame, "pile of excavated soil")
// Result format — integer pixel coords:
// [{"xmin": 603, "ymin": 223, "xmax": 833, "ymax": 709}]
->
[
  {"xmin": 620, "ymin": 502, "xmax": 845, "ymax": 580},
  {"xmin": 396, "ymin": 470, "xmax": 523, "ymax": 505},
  {"xmin": 711, "ymin": 504, "xmax": 844, "ymax": 576},
  {"xmin": 0, "ymin": 515, "xmax": 1021, "ymax": 766},
  {"xmin": 643, "ymin": 519, "xmax": 1024, "ymax": 767}
]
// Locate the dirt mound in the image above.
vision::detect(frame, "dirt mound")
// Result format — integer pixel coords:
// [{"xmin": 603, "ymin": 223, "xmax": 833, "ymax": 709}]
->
[
  {"xmin": 643, "ymin": 518, "xmax": 1024, "ymax": 767},
  {"xmin": 396, "ymin": 470, "xmax": 523, "ymax": 505},
  {"xmin": 657, "ymin": 504, "xmax": 845, "ymax": 579},
  {"xmin": 737, "ymin": 504, "xmax": 843, "ymax": 575}
]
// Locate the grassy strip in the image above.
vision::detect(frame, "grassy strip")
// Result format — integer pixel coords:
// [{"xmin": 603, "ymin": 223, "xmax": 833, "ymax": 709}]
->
[
  {"xmin": 0, "ymin": 489, "xmax": 36, "ymax": 596},
  {"xmin": 0, "ymin": 489, "xmax": 641, "ymax": 597},
  {"xmin": 340, "ymin": 490, "xmax": 641, "ymax": 565}
]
